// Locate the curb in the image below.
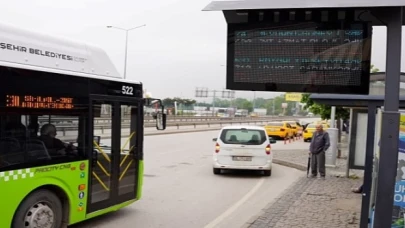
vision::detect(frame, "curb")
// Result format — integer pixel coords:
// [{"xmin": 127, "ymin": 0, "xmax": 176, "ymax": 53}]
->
[{"xmin": 273, "ymin": 158, "xmax": 307, "ymax": 171}]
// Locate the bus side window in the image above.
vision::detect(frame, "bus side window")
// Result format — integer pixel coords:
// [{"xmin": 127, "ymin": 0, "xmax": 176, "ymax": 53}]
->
[
  {"xmin": 0, "ymin": 117, "xmax": 29, "ymax": 166},
  {"xmin": 0, "ymin": 114, "xmax": 86, "ymax": 170}
]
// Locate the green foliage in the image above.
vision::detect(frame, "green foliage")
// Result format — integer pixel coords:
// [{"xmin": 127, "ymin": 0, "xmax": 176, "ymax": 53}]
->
[
  {"xmin": 301, "ymin": 94, "xmax": 349, "ymax": 120},
  {"xmin": 213, "ymin": 95, "xmax": 297, "ymax": 114},
  {"xmin": 266, "ymin": 95, "xmax": 297, "ymax": 115},
  {"xmin": 198, "ymin": 95, "xmax": 298, "ymax": 115},
  {"xmin": 370, "ymin": 64, "xmax": 380, "ymax": 73},
  {"xmin": 162, "ymin": 97, "xmax": 196, "ymax": 107},
  {"xmin": 168, "ymin": 94, "xmax": 303, "ymax": 115}
]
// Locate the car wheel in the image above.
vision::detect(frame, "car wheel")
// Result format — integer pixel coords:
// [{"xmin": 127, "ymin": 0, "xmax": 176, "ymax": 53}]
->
[
  {"xmin": 213, "ymin": 168, "xmax": 221, "ymax": 175},
  {"xmin": 264, "ymin": 170, "xmax": 271, "ymax": 176},
  {"xmin": 12, "ymin": 189, "xmax": 63, "ymax": 228}
]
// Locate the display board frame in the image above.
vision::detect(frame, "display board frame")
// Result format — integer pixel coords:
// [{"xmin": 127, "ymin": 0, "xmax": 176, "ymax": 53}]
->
[{"xmin": 226, "ymin": 18, "xmax": 372, "ymax": 94}]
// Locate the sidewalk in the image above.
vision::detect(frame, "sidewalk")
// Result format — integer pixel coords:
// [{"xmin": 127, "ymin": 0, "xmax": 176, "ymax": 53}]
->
[{"xmin": 246, "ymin": 137, "xmax": 364, "ymax": 228}]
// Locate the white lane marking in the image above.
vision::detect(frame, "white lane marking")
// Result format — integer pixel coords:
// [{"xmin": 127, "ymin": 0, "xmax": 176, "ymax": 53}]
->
[{"xmin": 204, "ymin": 177, "xmax": 266, "ymax": 228}]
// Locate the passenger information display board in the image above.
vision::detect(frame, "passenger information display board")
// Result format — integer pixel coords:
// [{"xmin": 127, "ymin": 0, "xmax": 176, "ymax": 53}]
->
[{"xmin": 227, "ymin": 22, "xmax": 372, "ymax": 94}]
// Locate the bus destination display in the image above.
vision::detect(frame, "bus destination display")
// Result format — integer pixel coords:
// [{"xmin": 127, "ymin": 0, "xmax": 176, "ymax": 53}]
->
[
  {"xmin": 6, "ymin": 95, "xmax": 75, "ymax": 109},
  {"xmin": 228, "ymin": 25, "xmax": 371, "ymax": 94}
]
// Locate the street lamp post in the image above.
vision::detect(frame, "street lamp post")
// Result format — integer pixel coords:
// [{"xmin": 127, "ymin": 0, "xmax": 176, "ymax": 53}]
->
[{"xmin": 106, "ymin": 24, "xmax": 146, "ymax": 79}]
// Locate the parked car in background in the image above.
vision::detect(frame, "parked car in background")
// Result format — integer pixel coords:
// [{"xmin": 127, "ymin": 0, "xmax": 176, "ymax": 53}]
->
[
  {"xmin": 212, "ymin": 126, "xmax": 276, "ymax": 176},
  {"xmin": 264, "ymin": 121, "xmax": 293, "ymax": 139},
  {"xmin": 303, "ymin": 123, "xmax": 330, "ymax": 142},
  {"xmin": 282, "ymin": 121, "xmax": 304, "ymax": 137}
]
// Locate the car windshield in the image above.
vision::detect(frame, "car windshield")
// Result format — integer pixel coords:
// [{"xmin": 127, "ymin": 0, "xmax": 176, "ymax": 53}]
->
[
  {"xmin": 266, "ymin": 122, "xmax": 283, "ymax": 126},
  {"xmin": 220, "ymin": 129, "xmax": 266, "ymax": 145},
  {"xmin": 287, "ymin": 121, "xmax": 296, "ymax": 125}
]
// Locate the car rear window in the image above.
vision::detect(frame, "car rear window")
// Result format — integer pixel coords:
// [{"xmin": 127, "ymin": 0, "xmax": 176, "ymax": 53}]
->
[
  {"xmin": 220, "ymin": 129, "xmax": 266, "ymax": 145},
  {"xmin": 267, "ymin": 122, "xmax": 283, "ymax": 126}
]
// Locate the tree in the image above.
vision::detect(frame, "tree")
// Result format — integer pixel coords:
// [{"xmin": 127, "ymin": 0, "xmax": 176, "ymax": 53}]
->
[
  {"xmin": 162, "ymin": 97, "xmax": 196, "ymax": 107},
  {"xmin": 301, "ymin": 94, "xmax": 349, "ymax": 120},
  {"xmin": 233, "ymin": 98, "xmax": 253, "ymax": 110},
  {"xmin": 371, "ymin": 64, "xmax": 380, "ymax": 73},
  {"xmin": 253, "ymin": 97, "xmax": 267, "ymax": 108},
  {"xmin": 195, "ymin": 101, "xmax": 211, "ymax": 107},
  {"xmin": 213, "ymin": 98, "xmax": 231, "ymax": 108},
  {"xmin": 261, "ymin": 95, "xmax": 296, "ymax": 115}
]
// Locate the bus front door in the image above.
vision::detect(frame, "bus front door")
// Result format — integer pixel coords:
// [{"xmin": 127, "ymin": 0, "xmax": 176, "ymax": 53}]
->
[{"xmin": 88, "ymin": 96, "xmax": 142, "ymax": 213}]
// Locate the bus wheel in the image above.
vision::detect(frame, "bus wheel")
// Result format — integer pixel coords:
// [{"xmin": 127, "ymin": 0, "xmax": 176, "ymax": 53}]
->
[{"xmin": 13, "ymin": 189, "xmax": 63, "ymax": 228}]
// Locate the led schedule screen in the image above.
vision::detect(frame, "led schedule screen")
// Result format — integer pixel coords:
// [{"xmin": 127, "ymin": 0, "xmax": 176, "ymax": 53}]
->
[
  {"xmin": 5, "ymin": 95, "xmax": 75, "ymax": 109},
  {"xmin": 227, "ymin": 23, "xmax": 372, "ymax": 94}
]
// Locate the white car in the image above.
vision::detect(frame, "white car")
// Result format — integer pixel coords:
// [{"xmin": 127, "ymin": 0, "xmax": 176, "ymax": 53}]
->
[{"xmin": 212, "ymin": 126, "xmax": 276, "ymax": 176}]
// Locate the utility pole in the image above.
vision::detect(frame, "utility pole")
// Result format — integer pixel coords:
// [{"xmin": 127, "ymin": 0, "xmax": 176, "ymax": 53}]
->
[
  {"xmin": 253, "ymin": 91, "xmax": 256, "ymax": 109},
  {"xmin": 106, "ymin": 24, "xmax": 146, "ymax": 79},
  {"xmin": 212, "ymin": 90, "xmax": 217, "ymax": 116}
]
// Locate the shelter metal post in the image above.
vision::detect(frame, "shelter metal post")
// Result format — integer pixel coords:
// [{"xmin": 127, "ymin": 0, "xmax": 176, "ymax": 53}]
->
[
  {"xmin": 373, "ymin": 7, "xmax": 403, "ymax": 228},
  {"xmin": 360, "ymin": 104, "xmax": 377, "ymax": 228},
  {"xmin": 346, "ymin": 108, "xmax": 353, "ymax": 178},
  {"xmin": 330, "ymin": 106, "xmax": 336, "ymax": 127}
]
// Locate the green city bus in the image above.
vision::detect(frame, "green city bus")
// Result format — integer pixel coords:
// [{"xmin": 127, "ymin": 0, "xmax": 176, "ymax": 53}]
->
[{"xmin": 0, "ymin": 23, "xmax": 166, "ymax": 227}]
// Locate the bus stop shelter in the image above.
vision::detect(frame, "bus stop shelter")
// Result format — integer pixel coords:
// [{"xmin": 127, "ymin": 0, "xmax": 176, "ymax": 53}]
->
[
  {"xmin": 203, "ymin": 1, "xmax": 405, "ymax": 227},
  {"xmin": 310, "ymin": 94, "xmax": 405, "ymax": 227}
]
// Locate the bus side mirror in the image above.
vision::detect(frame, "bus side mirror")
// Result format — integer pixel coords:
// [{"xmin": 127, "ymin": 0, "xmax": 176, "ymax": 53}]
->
[{"xmin": 156, "ymin": 112, "xmax": 166, "ymax": 130}]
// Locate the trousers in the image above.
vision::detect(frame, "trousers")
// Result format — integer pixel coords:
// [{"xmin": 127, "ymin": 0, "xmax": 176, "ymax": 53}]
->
[{"xmin": 311, "ymin": 151, "xmax": 325, "ymax": 177}]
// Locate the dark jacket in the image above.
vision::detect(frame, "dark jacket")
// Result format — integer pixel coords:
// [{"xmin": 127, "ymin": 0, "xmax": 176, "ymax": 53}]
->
[
  {"xmin": 39, "ymin": 135, "xmax": 66, "ymax": 151},
  {"xmin": 309, "ymin": 131, "xmax": 330, "ymax": 154}
]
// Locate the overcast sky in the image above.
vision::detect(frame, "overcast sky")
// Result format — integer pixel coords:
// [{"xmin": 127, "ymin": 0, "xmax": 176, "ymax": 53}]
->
[{"xmin": 1, "ymin": 0, "xmax": 404, "ymax": 100}]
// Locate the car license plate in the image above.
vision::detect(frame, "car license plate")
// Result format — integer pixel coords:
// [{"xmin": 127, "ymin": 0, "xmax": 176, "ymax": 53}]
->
[{"xmin": 233, "ymin": 156, "xmax": 252, "ymax": 161}]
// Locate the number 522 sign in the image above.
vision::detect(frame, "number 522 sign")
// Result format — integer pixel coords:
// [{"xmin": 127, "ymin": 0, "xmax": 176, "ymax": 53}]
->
[{"xmin": 121, "ymin": 85, "xmax": 134, "ymax": 95}]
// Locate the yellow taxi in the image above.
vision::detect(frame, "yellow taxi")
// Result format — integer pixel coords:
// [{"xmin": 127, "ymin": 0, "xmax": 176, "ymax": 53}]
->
[
  {"xmin": 303, "ymin": 123, "xmax": 329, "ymax": 142},
  {"xmin": 264, "ymin": 121, "xmax": 293, "ymax": 139},
  {"xmin": 282, "ymin": 121, "xmax": 304, "ymax": 136}
]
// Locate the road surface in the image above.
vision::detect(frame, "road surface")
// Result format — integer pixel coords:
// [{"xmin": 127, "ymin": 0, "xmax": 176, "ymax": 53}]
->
[{"xmin": 71, "ymin": 129, "xmax": 307, "ymax": 228}]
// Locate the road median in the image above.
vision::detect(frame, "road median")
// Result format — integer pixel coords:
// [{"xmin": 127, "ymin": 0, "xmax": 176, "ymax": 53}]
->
[
  {"xmin": 60, "ymin": 123, "xmax": 267, "ymax": 141},
  {"xmin": 58, "ymin": 118, "xmax": 300, "ymax": 139}
]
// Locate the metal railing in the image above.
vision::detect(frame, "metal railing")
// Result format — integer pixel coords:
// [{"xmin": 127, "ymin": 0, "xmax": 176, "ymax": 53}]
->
[
  {"xmin": 54, "ymin": 117, "xmax": 317, "ymax": 137},
  {"xmin": 39, "ymin": 115, "xmax": 304, "ymax": 126}
]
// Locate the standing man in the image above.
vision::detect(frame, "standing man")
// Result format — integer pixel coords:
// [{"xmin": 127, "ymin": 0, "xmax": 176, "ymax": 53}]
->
[{"xmin": 309, "ymin": 124, "xmax": 330, "ymax": 179}]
